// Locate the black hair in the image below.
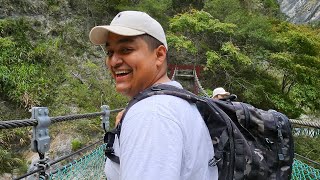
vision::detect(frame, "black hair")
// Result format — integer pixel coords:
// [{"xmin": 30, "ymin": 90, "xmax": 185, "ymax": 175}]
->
[
  {"xmin": 140, "ymin": 34, "xmax": 169, "ymax": 62},
  {"xmin": 140, "ymin": 34, "xmax": 164, "ymax": 51}
]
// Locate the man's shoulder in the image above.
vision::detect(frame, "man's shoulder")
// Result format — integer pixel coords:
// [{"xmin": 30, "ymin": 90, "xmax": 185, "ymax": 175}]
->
[
  {"xmin": 125, "ymin": 82, "xmax": 198, "ymax": 121},
  {"xmin": 126, "ymin": 95, "xmax": 183, "ymax": 116},
  {"xmin": 126, "ymin": 93, "xmax": 198, "ymax": 121},
  {"xmin": 133, "ymin": 81, "xmax": 188, "ymax": 108},
  {"xmin": 136, "ymin": 93, "xmax": 189, "ymax": 108}
]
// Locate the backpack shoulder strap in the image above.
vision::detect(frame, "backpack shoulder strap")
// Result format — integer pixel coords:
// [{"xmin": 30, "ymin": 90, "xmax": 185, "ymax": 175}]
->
[
  {"xmin": 118, "ymin": 84, "xmax": 204, "ymax": 129},
  {"xmin": 104, "ymin": 128, "xmax": 120, "ymax": 164},
  {"xmin": 105, "ymin": 83, "xmax": 204, "ymax": 164},
  {"xmin": 133, "ymin": 84, "xmax": 202, "ymax": 104}
]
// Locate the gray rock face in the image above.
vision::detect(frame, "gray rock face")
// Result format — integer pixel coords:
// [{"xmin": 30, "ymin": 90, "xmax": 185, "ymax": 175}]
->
[{"xmin": 277, "ymin": 0, "xmax": 320, "ymax": 24}]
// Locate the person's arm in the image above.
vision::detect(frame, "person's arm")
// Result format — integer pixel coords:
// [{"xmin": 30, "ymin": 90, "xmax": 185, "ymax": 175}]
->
[
  {"xmin": 119, "ymin": 110, "xmax": 183, "ymax": 180},
  {"xmin": 115, "ymin": 109, "xmax": 125, "ymax": 127}
]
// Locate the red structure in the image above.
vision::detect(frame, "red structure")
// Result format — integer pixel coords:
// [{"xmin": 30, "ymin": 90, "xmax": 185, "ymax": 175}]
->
[{"xmin": 168, "ymin": 64, "xmax": 204, "ymax": 94}]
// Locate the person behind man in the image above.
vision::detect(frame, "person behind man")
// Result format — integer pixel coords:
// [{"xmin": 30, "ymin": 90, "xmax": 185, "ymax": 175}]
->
[
  {"xmin": 89, "ymin": 11, "xmax": 218, "ymax": 180},
  {"xmin": 212, "ymin": 87, "xmax": 230, "ymax": 100}
]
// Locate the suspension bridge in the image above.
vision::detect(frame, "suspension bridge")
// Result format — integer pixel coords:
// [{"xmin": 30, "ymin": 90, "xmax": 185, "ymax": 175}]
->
[{"xmin": 1, "ymin": 65, "xmax": 320, "ymax": 179}]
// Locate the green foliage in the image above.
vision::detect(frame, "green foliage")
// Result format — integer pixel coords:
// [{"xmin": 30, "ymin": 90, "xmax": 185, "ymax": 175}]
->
[
  {"xmin": 50, "ymin": 60, "xmax": 127, "ymax": 114},
  {"xmin": 171, "ymin": 0, "xmax": 204, "ymax": 12},
  {"xmin": 0, "ymin": 127, "xmax": 30, "ymax": 174},
  {"xmin": 68, "ymin": 0, "xmax": 172, "ymax": 26},
  {"xmin": 168, "ymin": 10, "xmax": 237, "ymax": 65},
  {"xmin": 128, "ymin": 0, "xmax": 172, "ymax": 22},
  {"xmin": 166, "ymin": 33, "xmax": 197, "ymax": 54},
  {"xmin": 205, "ymin": 51, "xmax": 221, "ymax": 71},
  {"xmin": 0, "ymin": 18, "xmax": 66, "ymax": 108},
  {"xmin": 269, "ymin": 94, "xmax": 302, "ymax": 117},
  {"xmin": 266, "ymin": 23, "xmax": 320, "ymax": 116},
  {"xmin": 167, "ymin": 5, "xmax": 320, "ymax": 118},
  {"xmin": 170, "ymin": 10, "xmax": 236, "ymax": 35},
  {"xmin": 274, "ymin": 24, "xmax": 320, "ymax": 56},
  {"xmin": 290, "ymin": 85, "xmax": 320, "ymax": 115},
  {"xmin": 0, "ymin": 17, "xmax": 66, "ymax": 175},
  {"xmin": 71, "ymin": 138, "xmax": 83, "ymax": 151},
  {"xmin": 294, "ymin": 136, "xmax": 320, "ymax": 169},
  {"xmin": 220, "ymin": 42, "xmax": 252, "ymax": 66},
  {"xmin": 262, "ymin": 0, "xmax": 279, "ymax": 11},
  {"xmin": 111, "ymin": 0, "xmax": 173, "ymax": 27},
  {"xmin": 206, "ymin": 42, "xmax": 252, "ymax": 81},
  {"xmin": 204, "ymin": 0, "xmax": 245, "ymax": 21},
  {"xmin": 0, "ymin": 148, "xmax": 25, "ymax": 174}
]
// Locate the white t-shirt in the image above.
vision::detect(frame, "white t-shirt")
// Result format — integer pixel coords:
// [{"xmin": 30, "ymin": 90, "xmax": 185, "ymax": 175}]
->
[{"xmin": 105, "ymin": 81, "xmax": 218, "ymax": 180}]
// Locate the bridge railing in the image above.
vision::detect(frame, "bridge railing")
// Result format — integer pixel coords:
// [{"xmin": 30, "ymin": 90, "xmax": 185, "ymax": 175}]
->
[
  {"xmin": 1, "ymin": 103, "xmax": 320, "ymax": 179},
  {"xmin": 0, "ymin": 105, "xmax": 122, "ymax": 180}
]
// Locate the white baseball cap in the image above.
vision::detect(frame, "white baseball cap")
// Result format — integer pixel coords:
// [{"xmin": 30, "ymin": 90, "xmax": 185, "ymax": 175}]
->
[
  {"xmin": 212, "ymin": 87, "xmax": 230, "ymax": 98},
  {"xmin": 89, "ymin": 11, "xmax": 168, "ymax": 50}
]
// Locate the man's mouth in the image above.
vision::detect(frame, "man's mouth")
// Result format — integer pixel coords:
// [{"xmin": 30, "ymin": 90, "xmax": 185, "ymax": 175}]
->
[{"xmin": 114, "ymin": 70, "xmax": 132, "ymax": 77}]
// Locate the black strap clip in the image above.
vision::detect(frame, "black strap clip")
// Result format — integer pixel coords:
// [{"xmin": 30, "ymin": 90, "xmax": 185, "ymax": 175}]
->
[{"xmin": 208, "ymin": 156, "xmax": 221, "ymax": 167}]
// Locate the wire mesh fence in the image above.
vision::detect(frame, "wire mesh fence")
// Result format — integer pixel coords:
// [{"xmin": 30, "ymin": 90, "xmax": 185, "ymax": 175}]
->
[
  {"xmin": 292, "ymin": 159, "xmax": 320, "ymax": 180},
  {"xmin": 44, "ymin": 143, "xmax": 320, "ymax": 180},
  {"xmin": 48, "ymin": 144, "xmax": 106, "ymax": 180}
]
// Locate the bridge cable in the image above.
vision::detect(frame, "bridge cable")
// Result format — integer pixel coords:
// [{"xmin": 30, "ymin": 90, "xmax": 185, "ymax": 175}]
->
[
  {"xmin": 289, "ymin": 119, "xmax": 320, "ymax": 129},
  {"xmin": 171, "ymin": 66, "xmax": 177, "ymax": 80},
  {"xmin": 193, "ymin": 69, "xmax": 209, "ymax": 97},
  {"xmin": 0, "ymin": 108, "xmax": 123, "ymax": 130},
  {"xmin": 294, "ymin": 153, "xmax": 320, "ymax": 166}
]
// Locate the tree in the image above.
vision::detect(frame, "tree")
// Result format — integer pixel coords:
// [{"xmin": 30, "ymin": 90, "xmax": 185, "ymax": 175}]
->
[{"xmin": 167, "ymin": 8, "xmax": 320, "ymax": 118}]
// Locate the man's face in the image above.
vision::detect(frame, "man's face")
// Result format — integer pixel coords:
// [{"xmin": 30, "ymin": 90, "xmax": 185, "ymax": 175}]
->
[
  {"xmin": 105, "ymin": 33, "xmax": 161, "ymax": 97},
  {"xmin": 214, "ymin": 94, "xmax": 228, "ymax": 100}
]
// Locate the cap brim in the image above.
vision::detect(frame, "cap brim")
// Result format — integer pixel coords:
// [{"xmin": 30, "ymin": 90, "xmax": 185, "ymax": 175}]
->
[
  {"xmin": 89, "ymin": 25, "xmax": 146, "ymax": 45},
  {"xmin": 212, "ymin": 92, "xmax": 230, "ymax": 98}
]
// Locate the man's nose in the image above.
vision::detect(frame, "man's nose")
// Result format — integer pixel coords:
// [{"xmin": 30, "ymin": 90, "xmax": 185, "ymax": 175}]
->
[{"xmin": 109, "ymin": 54, "xmax": 123, "ymax": 67}]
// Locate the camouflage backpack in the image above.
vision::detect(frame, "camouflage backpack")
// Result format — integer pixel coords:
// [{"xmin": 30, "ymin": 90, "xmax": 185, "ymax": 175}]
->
[{"xmin": 104, "ymin": 84, "xmax": 294, "ymax": 180}]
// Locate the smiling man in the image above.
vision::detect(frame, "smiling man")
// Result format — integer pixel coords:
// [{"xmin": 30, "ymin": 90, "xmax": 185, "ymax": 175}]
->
[{"xmin": 89, "ymin": 11, "xmax": 218, "ymax": 180}]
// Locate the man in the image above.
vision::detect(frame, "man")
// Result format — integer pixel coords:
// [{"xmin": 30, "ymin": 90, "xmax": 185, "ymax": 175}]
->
[
  {"xmin": 89, "ymin": 11, "xmax": 218, "ymax": 180},
  {"xmin": 212, "ymin": 87, "xmax": 230, "ymax": 100}
]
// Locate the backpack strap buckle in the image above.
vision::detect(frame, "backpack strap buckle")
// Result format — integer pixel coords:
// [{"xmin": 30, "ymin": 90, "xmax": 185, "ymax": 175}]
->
[
  {"xmin": 104, "ymin": 129, "xmax": 121, "ymax": 164},
  {"xmin": 208, "ymin": 156, "xmax": 221, "ymax": 167},
  {"xmin": 105, "ymin": 146, "xmax": 115, "ymax": 153}
]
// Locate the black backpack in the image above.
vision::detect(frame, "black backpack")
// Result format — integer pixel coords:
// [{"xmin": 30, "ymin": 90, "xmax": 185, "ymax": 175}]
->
[{"xmin": 104, "ymin": 84, "xmax": 294, "ymax": 180}]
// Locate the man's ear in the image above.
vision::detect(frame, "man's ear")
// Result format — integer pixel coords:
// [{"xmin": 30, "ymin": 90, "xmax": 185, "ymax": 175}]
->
[{"xmin": 155, "ymin": 45, "xmax": 167, "ymax": 66}]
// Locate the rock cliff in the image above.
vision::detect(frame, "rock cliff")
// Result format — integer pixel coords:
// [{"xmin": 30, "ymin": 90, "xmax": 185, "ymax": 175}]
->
[{"xmin": 277, "ymin": 0, "xmax": 320, "ymax": 24}]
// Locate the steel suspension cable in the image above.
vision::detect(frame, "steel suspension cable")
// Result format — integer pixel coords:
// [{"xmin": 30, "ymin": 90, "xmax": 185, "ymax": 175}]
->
[
  {"xmin": 295, "ymin": 153, "xmax": 320, "ymax": 166},
  {"xmin": 13, "ymin": 166, "xmax": 43, "ymax": 180},
  {"xmin": 193, "ymin": 69, "xmax": 209, "ymax": 97},
  {"xmin": 289, "ymin": 119, "xmax": 320, "ymax": 129},
  {"xmin": 0, "ymin": 119, "xmax": 37, "ymax": 129},
  {"xmin": 171, "ymin": 66, "xmax": 177, "ymax": 80},
  {"xmin": 0, "ymin": 108, "xmax": 123, "ymax": 130},
  {"xmin": 50, "ymin": 112, "xmax": 104, "ymax": 123}
]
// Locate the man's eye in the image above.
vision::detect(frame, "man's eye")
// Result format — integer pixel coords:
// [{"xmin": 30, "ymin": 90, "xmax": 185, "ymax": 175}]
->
[
  {"xmin": 106, "ymin": 50, "xmax": 113, "ymax": 57},
  {"xmin": 121, "ymin": 48, "xmax": 132, "ymax": 54}
]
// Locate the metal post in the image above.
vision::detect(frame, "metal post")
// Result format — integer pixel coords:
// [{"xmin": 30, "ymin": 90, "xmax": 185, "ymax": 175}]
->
[
  {"xmin": 30, "ymin": 107, "xmax": 51, "ymax": 179},
  {"xmin": 101, "ymin": 105, "xmax": 110, "ymax": 132}
]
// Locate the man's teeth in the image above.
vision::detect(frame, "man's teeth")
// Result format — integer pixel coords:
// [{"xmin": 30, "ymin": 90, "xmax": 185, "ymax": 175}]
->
[{"xmin": 115, "ymin": 70, "xmax": 130, "ymax": 75}]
